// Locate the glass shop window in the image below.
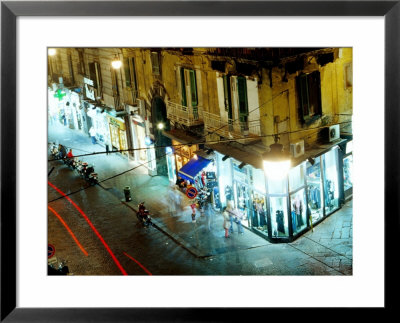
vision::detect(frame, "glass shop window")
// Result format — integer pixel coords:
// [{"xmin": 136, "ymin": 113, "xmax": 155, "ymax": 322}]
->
[
  {"xmin": 217, "ymin": 153, "xmax": 233, "ymax": 207},
  {"xmin": 251, "ymin": 168, "xmax": 266, "ymax": 194},
  {"xmin": 268, "ymin": 176, "xmax": 287, "ymax": 195},
  {"xmin": 322, "ymin": 148, "xmax": 340, "ymax": 213},
  {"xmin": 306, "ymin": 157, "xmax": 324, "ymax": 223},
  {"xmin": 343, "ymin": 155, "xmax": 353, "ymax": 191},
  {"xmin": 290, "ymin": 188, "xmax": 307, "ymax": 234},
  {"xmin": 289, "ymin": 163, "xmax": 306, "ymax": 192},
  {"xmin": 251, "ymin": 192, "xmax": 268, "ymax": 232},
  {"xmin": 270, "ymin": 196, "xmax": 289, "ymax": 238}
]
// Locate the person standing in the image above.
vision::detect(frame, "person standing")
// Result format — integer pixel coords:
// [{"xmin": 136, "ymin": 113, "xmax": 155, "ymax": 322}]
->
[
  {"xmin": 66, "ymin": 149, "xmax": 74, "ymax": 159},
  {"xmin": 89, "ymin": 127, "xmax": 97, "ymax": 144},
  {"xmin": 222, "ymin": 207, "xmax": 230, "ymax": 238},
  {"xmin": 58, "ymin": 144, "xmax": 67, "ymax": 159}
]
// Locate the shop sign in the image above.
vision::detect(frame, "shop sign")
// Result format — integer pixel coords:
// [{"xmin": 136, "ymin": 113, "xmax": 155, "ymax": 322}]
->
[
  {"xmin": 53, "ymin": 89, "xmax": 66, "ymax": 101},
  {"xmin": 108, "ymin": 116, "xmax": 125, "ymax": 130}
]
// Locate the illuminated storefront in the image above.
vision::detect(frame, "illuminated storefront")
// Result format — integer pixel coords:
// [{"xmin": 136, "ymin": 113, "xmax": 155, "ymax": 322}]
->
[
  {"xmin": 210, "ymin": 142, "xmax": 346, "ymax": 243},
  {"xmin": 107, "ymin": 115, "xmax": 129, "ymax": 158},
  {"xmin": 86, "ymin": 106, "xmax": 110, "ymax": 149}
]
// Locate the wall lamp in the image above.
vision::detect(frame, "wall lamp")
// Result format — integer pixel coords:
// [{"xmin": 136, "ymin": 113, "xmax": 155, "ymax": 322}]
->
[
  {"xmin": 48, "ymin": 48, "xmax": 56, "ymax": 56},
  {"xmin": 222, "ymin": 155, "xmax": 230, "ymax": 161},
  {"xmin": 239, "ymin": 162, "xmax": 246, "ymax": 169}
]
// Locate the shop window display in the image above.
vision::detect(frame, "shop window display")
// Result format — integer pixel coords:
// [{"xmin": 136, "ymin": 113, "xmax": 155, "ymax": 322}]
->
[
  {"xmin": 289, "ymin": 163, "xmax": 306, "ymax": 192},
  {"xmin": 306, "ymin": 157, "xmax": 324, "ymax": 223},
  {"xmin": 343, "ymin": 155, "xmax": 353, "ymax": 192},
  {"xmin": 290, "ymin": 189, "xmax": 307, "ymax": 234},
  {"xmin": 252, "ymin": 193, "xmax": 268, "ymax": 232},
  {"xmin": 270, "ymin": 196, "xmax": 288, "ymax": 237},
  {"xmin": 322, "ymin": 149, "xmax": 339, "ymax": 213},
  {"xmin": 267, "ymin": 176, "xmax": 287, "ymax": 195}
]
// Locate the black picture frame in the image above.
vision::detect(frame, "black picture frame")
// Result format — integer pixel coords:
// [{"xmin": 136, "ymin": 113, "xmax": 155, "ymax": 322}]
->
[{"xmin": 1, "ymin": 0, "xmax": 398, "ymax": 321}]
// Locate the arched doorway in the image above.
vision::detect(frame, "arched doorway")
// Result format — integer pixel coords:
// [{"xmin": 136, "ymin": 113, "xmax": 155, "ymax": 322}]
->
[{"xmin": 151, "ymin": 96, "xmax": 171, "ymax": 176}]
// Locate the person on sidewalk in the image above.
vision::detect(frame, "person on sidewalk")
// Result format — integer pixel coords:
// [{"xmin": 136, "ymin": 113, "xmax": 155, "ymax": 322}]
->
[
  {"xmin": 204, "ymin": 200, "xmax": 213, "ymax": 231},
  {"xmin": 89, "ymin": 127, "xmax": 97, "ymax": 144},
  {"xmin": 58, "ymin": 144, "xmax": 67, "ymax": 160},
  {"xmin": 190, "ymin": 203, "xmax": 197, "ymax": 223},
  {"xmin": 66, "ymin": 149, "xmax": 74, "ymax": 159},
  {"xmin": 222, "ymin": 207, "xmax": 230, "ymax": 238},
  {"xmin": 226, "ymin": 200, "xmax": 235, "ymax": 234}
]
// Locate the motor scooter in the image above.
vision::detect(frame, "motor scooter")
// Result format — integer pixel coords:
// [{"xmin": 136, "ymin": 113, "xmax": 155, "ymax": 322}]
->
[{"xmin": 136, "ymin": 202, "xmax": 152, "ymax": 227}]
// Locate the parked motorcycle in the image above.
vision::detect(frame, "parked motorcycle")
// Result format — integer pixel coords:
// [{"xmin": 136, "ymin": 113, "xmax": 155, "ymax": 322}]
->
[
  {"xmin": 136, "ymin": 202, "xmax": 152, "ymax": 227},
  {"xmin": 196, "ymin": 187, "xmax": 210, "ymax": 214},
  {"xmin": 49, "ymin": 142, "xmax": 59, "ymax": 160}
]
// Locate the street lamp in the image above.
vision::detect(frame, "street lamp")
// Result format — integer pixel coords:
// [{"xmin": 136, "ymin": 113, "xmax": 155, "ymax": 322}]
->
[
  {"xmin": 111, "ymin": 55, "xmax": 122, "ymax": 69},
  {"xmin": 262, "ymin": 135, "xmax": 291, "ymax": 180},
  {"xmin": 48, "ymin": 48, "xmax": 56, "ymax": 56},
  {"xmin": 157, "ymin": 122, "xmax": 164, "ymax": 130}
]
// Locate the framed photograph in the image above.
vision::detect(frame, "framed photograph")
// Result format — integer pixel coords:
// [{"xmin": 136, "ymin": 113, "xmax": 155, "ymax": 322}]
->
[{"xmin": 1, "ymin": 0, "xmax": 398, "ymax": 321}]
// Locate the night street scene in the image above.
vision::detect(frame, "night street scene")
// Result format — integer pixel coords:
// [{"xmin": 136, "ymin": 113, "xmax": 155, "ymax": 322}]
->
[{"xmin": 47, "ymin": 47, "xmax": 353, "ymax": 276}]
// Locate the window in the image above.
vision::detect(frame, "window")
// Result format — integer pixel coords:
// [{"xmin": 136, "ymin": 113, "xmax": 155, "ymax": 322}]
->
[
  {"xmin": 67, "ymin": 54, "xmax": 75, "ymax": 85},
  {"xmin": 297, "ymin": 71, "xmax": 322, "ymax": 123},
  {"xmin": 124, "ymin": 57, "xmax": 138, "ymax": 99},
  {"xmin": 344, "ymin": 63, "xmax": 352, "ymax": 89},
  {"xmin": 78, "ymin": 50, "xmax": 85, "ymax": 75},
  {"xmin": 223, "ymin": 75, "xmax": 232, "ymax": 114},
  {"xmin": 88, "ymin": 62, "xmax": 102, "ymax": 91},
  {"xmin": 151, "ymin": 52, "xmax": 160, "ymax": 75},
  {"xmin": 237, "ymin": 76, "xmax": 249, "ymax": 123},
  {"xmin": 180, "ymin": 67, "xmax": 198, "ymax": 108}
]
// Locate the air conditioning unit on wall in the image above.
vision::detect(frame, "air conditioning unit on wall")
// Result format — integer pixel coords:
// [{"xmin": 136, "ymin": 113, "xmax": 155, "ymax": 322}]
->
[
  {"xmin": 290, "ymin": 140, "xmax": 305, "ymax": 158},
  {"xmin": 329, "ymin": 124, "xmax": 340, "ymax": 142}
]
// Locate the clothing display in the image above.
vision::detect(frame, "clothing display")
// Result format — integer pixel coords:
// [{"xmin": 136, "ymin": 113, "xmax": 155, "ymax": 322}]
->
[
  {"xmin": 307, "ymin": 184, "xmax": 321, "ymax": 209},
  {"xmin": 276, "ymin": 210, "xmax": 285, "ymax": 234}
]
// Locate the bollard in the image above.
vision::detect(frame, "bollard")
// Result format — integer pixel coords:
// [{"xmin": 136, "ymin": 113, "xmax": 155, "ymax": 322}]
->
[{"xmin": 124, "ymin": 186, "xmax": 132, "ymax": 202}]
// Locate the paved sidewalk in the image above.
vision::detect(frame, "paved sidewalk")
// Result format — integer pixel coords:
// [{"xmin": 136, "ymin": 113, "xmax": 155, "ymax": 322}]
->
[{"xmin": 49, "ymin": 123, "xmax": 352, "ymax": 267}]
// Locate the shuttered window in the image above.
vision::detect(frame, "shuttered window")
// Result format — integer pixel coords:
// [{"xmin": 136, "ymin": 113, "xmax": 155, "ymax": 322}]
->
[
  {"xmin": 297, "ymin": 71, "xmax": 322, "ymax": 123},
  {"xmin": 151, "ymin": 52, "xmax": 160, "ymax": 75},
  {"xmin": 124, "ymin": 57, "xmax": 137, "ymax": 93},
  {"xmin": 189, "ymin": 69, "xmax": 198, "ymax": 107},
  {"xmin": 180, "ymin": 68, "xmax": 187, "ymax": 106},
  {"xmin": 237, "ymin": 76, "xmax": 248, "ymax": 123}
]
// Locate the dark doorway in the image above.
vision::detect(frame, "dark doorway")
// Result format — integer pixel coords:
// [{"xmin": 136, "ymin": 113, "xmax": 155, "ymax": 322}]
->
[{"xmin": 151, "ymin": 96, "xmax": 171, "ymax": 176}]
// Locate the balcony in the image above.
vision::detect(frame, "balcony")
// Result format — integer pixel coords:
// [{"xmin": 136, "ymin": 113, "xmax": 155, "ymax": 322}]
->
[
  {"xmin": 203, "ymin": 111, "xmax": 261, "ymax": 140},
  {"xmin": 166, "ymin": 101, "xmax": 204, "ymax": 127}
]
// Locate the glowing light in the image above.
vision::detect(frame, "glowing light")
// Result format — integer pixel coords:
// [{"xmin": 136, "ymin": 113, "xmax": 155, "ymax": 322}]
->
[
  {"xmin": 48, "ymin": 205, "xmax": 88, "ymax": 256},
  {"xmin": 263, "ymin": 160, "xmax": 291, "ymax": 180},
  {"xmin": 48, "ymin": 181, "xmax": 127, "ymax": 275},
  {"xmin": 193, "ymin": 154, "xmax": 198, "ymax": 160},
  {"xmin": 157, "ymin": 123, "xmax": 164, "ymax": 130},
  {"xmin": 165, "ymin": 146, "xmax": 173, "ymax": 154},
  {"xmin": 48, "ymin": 48, "xmax": 56, "ymax": 56},
  {"xmin": 111, "ymin": 57, "xmax": 122, "ymax": 69}
]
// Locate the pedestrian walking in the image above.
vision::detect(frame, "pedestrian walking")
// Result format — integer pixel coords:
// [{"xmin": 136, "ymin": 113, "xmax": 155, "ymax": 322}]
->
[
  {"xmin": 89, "ymin": 127, "xmax": 97, "ymax": 144},
  {"xmin": 204, "ymin": 201, "xmax": 213, "ymax": 231},
  {"xmin": 190, "ymin": 203, "xmax": 197, "ymax": 222},
  {"xmin": 226, "ymin": 200, "xmax": 235, "ymax": 234},
  {"xmin": 222, "ymin": 207, "xmax": 230, "ymax": 238}
]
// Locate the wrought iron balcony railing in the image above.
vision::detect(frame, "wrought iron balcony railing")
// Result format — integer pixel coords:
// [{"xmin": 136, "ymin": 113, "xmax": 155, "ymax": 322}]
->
[
  {"xmin": 203, "ymin": 111, "xmax": 261, "ymax": 139},
  {"xmin": 166, "ymin": 101, "xmax": 204, "ymax": 127}
]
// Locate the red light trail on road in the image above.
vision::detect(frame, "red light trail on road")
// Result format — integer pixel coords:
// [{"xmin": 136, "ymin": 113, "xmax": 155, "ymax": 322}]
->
[
  {"xmin": 123, "ymin": 252, "xmax": 152, "ymax": 276},
  {"xmin": 48, "ymin": 181, "xmax": 128, "ymax": 275},
  {"xmin": 48, "ymin": 205, "xmax": 89, "ymax": 256}
]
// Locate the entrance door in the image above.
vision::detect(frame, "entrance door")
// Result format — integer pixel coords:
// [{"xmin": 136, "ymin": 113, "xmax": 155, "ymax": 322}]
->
[{"xmin": 151, "ymin": 96, "xmax": 171, "ymax": 176}]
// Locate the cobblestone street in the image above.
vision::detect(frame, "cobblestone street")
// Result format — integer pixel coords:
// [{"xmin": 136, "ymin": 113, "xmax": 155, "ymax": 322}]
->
[{"xmin": 48, "ymin": 123, "xmax": 353, "ymax": 275}]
